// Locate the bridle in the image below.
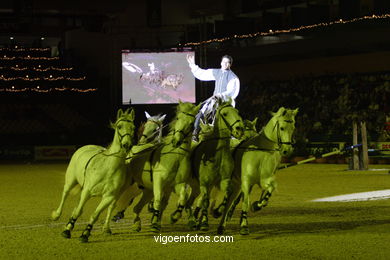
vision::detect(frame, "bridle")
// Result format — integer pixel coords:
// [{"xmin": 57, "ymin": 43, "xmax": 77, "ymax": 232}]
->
[
  {"xmin": 140, "ymin": 120, "xmax": 164, "ymax": 143},
  {"xmin": 218, "ymin": 105, "xmax": 242, "ymax": 133},
  {"xmin": 173, "ymin": 110, "xmax": 196, "ymax": 140},
  {"xmin": 272, "ymin": 119, "xmax": 295, "ymax": 149},
  {"xmin": 115, "ymin": 118, "xmax": 134, "ymax": 150}
]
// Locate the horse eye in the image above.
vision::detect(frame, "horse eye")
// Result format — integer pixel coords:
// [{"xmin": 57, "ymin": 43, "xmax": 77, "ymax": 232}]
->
[
  {"xmin": 280, "ymin": 127, "xmax": 285, "ymax": 131},
  {"xmin": 223, "ymin": 112, "xmax": 228, "ymax": 116}
]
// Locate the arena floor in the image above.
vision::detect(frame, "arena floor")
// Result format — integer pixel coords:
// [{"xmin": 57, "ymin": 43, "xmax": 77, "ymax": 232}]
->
[{"xmin": 0, "ymin": 162, "xmax": 389, "ymax": 259}]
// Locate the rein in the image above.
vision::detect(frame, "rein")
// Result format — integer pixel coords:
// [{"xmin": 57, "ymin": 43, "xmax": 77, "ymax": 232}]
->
[
  {"xmin": 218, "ymin": 105, "xmax": 242, "ymax": 133},
  {"xmin": 139, "ymin": 120, "xmax": 166, "ymax": 144},
  {"xmin": 274, "ymin": 121, "xmax": 294, "ymax": 147},
  {"xmin": 172, "ymin": 110, "xmax": 196, "ymax": 140},
  {"xmin": 233, "ymin": 118, "xmax": 294, "ymax": 154}
]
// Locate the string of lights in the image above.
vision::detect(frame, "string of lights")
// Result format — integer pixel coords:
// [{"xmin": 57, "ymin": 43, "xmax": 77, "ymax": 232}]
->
[
  {"xmin": 0, "ymin": 66, "xmax": 74, "ymax": 71},
  {"xmin": 0, "ymin": 87, "xmax": 97, "ymax": 93},
  {"xmin": 180, "ymin": 13, "xmax": 390, "ymax": 47},
  {"xmin": 0, "ymin": 75, "xmax": 86, "ymax": 81},
  {"xmin": 0, "ymin": 56, "xmax": 59, "ymax": 60},
  {"xmin": 0, "ymin": 47, "xmax": 51, "ymax": 51}
]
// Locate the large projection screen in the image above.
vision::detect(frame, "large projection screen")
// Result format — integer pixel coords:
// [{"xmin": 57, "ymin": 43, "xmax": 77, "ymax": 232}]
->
[{"xmin": 122, "ymin": 50, "xmax": 195, "ymax": 104}]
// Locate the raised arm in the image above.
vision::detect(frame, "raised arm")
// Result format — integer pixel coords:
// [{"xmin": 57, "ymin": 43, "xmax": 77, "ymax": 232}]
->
[{"xmin": 187, "ymin": 54, "xmax": 215, "ymax": 81}]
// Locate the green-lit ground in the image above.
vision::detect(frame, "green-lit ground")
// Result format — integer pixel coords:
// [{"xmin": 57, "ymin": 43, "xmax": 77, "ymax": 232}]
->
[{"xmin": 0, "ymin": 162, "xmax": 389, "ymax": 259}]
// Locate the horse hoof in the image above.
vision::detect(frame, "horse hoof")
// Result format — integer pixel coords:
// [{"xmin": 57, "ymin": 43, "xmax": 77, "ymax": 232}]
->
[
  {"xmin": 150, "ymin": 224, "xmax": 161, "ymax": 233},
  {"xmin": 111, "ymin": 211, "xmax": 125, "ymax": 222},
  {"xmin": 251, "ymin": 201, "xmax": 262, "ymax": 212},
  {"xmin": 103, "ymin": 229, "xmax": 112, "ymax": 235},
  {"xmin": 170, "ymin": 216, "xmax": 178, "ymax": 224},
  {"xmin": 147, "ymin": 202, "xmax": 154, "ymax": 213},
  {"xmin": 51, "ymin": 211, "xmax": 60, "ymax": 221},
  {"xmin": 199, "ymin": 223, "xmax": 209, "ymax": 231},
  {"xmin": 188, "ymin": 220, "xmax": 198, "ymax": 231},
  {"xmin": 61, "ymin": 230, "xmax": 71, "ymax": 239},
  {"xmin": 170, "ymin": 210, "xmax": 182, "ymax": 224},
  {"xmin": 240, "ymin": 226, "xmax": 249, "ymax": 235},
  {"xmin": 212, "ymin": 209, "xmax": 222, "ymax": 219},
  {"xmin": 217, "ymin": 226, "xmax": 225, "ymax": 235},
  {"xmin": 79, "ymin": 234, "xmax": 89, "ymax": 243},
  {"xmin": 132, "ymin": 223, "xmax": 141, "ymax": 232}
]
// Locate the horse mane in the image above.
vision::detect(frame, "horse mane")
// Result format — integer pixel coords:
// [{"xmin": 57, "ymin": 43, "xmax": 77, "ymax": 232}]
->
[
  {"xmin": 199, "ymin": 123, "xmax": 214, "ymax": 141},
  {"xmin": 163, "ymin": 102, "xmax": 198, "ymax": 143},
  {"xmin": 137, "ymin": 121, "xmax": 146, "ymax": 142}
]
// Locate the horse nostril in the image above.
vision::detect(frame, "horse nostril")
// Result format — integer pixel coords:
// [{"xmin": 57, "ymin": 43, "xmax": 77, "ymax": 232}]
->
[{"xmin": 283, "ymin": 151, "xmax": 288, "ymax": 155}]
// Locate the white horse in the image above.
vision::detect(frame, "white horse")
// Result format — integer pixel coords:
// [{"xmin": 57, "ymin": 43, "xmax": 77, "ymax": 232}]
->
[
  {"xmin": 113, "ymin": 102, "xmax": 200, "ymax": 233},
  {"xmin": 232, "ymin": 107, "xmax": 298, "ymax": 235},
  {"xmin": 51, "ymin": 108, "xmax": 136, "ymax": 242},
  {"xmin": 111, "ymin": 111, "xmax": 166, "ymax": 222}
]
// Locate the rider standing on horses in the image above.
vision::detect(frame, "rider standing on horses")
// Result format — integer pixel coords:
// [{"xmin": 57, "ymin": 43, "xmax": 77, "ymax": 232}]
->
[{"xmin": 186, "ymin": 54, "xmax": 240, "ymax": 141}]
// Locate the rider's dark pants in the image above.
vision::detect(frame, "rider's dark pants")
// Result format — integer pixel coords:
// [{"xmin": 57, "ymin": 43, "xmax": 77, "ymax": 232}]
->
[{"xmin": 193, "ymin": 111, "xmax": 204, "ymax": 137}]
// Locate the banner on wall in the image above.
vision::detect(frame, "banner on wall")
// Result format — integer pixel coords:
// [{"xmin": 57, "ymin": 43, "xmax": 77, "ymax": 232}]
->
[
  {"xmin": 34, "ymin": 146, "xmax": 76, "ymax": 160},
  {"xmin": 0, "ymin": 146, "xmax": 34, "ymax": 160}
]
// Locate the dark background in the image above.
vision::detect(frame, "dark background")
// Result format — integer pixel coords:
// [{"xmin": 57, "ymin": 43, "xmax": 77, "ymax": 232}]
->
[{"xmin": 0, "ymin": 0, "xmax": 389, "ymax": 157}]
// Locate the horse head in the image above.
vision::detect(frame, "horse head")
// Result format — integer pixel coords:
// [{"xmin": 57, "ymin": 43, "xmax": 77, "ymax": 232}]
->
[
  {"xmin": 171, "ymin": 101, "xmax": 201, "ymax": 147},
  {"xmin": 215, "ymin": 99, "xmax": 244, "ymax": 139},
  {"xmin": 265, "ymin": 107, "xmax": 298, "ymax": 156},
  {"xmin": 199, "ymin": 119, "xmax": 214, "ymax": 141},
  {"xmin": 138, "ymin": 111, "xmax": 166, "ymax": 144},
  {"xmin": 111, "ymin": 108, "xmax": 135, "ymax": 151},
  {"xmin": 243, "ymin": 117, "xmax": 258, "ymax": 139}
]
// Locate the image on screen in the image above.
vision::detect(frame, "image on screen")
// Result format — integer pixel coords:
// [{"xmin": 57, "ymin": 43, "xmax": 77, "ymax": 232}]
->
[{"xmin": 122, "ymin": 50, "xmax": 195, "ymax": 104}]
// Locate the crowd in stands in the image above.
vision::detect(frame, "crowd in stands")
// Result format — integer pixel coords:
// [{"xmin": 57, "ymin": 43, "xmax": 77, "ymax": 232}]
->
[{"xmin": 237, "ymin": 71, "xmax": 390, "ymax": 147}]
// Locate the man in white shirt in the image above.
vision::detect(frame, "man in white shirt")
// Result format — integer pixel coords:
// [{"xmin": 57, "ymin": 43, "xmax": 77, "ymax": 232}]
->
[{"xmin": 187, "ymin": 54, "xmax": 240, "ymax": 140}]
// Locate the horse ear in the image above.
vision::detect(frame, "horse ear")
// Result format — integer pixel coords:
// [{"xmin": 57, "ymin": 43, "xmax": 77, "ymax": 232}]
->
[
  {"xmin": 195, "ymin": 103, "xmax": 201, "ymax": 112},
  {"xmin": 117, "ymin": 109, "xmax": 123, "ymax": 119},
  {"xmin": 178, "ymin": 99, "xmax": 183, "ymax": 105},
  {"xmin": 145, "ymin": 111, "xmax": 151, "ymax": 119},
  {"xmin": 129, "ymin": 108, "xmax": 135, "ymax": 120},
  {"xmin": 252, "ymin": 117, "xmax": 258, "ymax": 126},
  {"xmin": 277, "ymin": 107, "xmax": 285, "ymax": 116},
  {"xmin": 293, "ymin": 108, "xmax": 299, "ymax": 116},
  {"xmin": 159, "ymin": 114, "xmax": 166, "ymax": 121}
]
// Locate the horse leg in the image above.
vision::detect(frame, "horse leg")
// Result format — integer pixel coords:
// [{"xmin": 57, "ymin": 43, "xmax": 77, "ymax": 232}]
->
[
  {"xmin": 184, "ymin": 185, "xmax": 199, "ymax": 230},
  {"xmin": 170, "ymin": 183, "xmax": 187, "ymax": 224},
  {"xmin": 61, "ymin": 189, "xmax": 90, "ymax": 239},
  {"xmin": 227, "ymin": 192, "xmax": 242, "ymax": 222},
  {"xmin": 132, "ymin": 190, "xmax": 154, "ymax": 232},
  {"xmin": 198, "ymin": 185, "xmax": 210, "ymax": 231},
  {"xmin": 111, "ymin": 198, "xmax": 133, "ymax": 222},
  {"xmin": 151, "ymin": 178, "xmax": 163, "ymax": 233},
  {"xmin": 103, "ymin": 200, "xmax": 117, "ymax": 235},
  {"xmin": 79, "ymin": 195, "xmax": 116, "ymax": 243},
  {"xmin": 51, "ymin": 174, "xmax": 78, "ymax": 221},
  {"xmin": 239, "ymin": 181, "xmax": 251, "ymax": 235},
  {"xmin": 216, "ymin": 178, "xmax": 234, "ymax": 235},
  {"xmin": 252, "ymin": 178, "xmax": 275, "ymax": 212},
  {"xmin": 112, "ymin": 183, "xmax": 140, "ymax": 222},
  {"xmin": 226, "ymin": 177, "xmax": 242, "ymax": 221}
]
